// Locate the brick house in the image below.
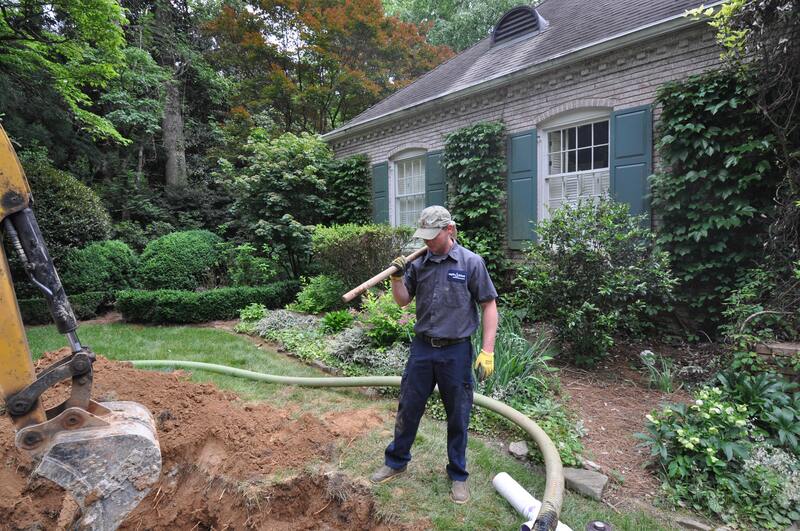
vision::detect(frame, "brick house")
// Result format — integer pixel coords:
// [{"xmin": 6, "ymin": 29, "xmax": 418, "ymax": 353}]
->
[{"xmin": 322, "ymin": 0, "xmax": 722, "ymax": 250}]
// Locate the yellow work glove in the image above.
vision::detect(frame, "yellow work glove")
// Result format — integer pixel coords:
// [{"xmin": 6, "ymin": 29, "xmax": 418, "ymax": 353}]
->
[
  {"xmin": 474, "ymin": 349, "xmax": 494, "ymax": 381},
  {"xmin": 390, "ymin": 255, "xmax": 407, "ymax": 279}
]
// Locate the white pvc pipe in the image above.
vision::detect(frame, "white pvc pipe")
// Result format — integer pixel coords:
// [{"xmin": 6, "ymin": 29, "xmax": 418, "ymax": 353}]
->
[{"xmin": 493, "ymin": 472, "xmax": 573, "ymax": 531}]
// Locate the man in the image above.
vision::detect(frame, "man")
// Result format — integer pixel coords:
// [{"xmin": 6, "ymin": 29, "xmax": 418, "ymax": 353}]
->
[{"xmin": 370, "ymin": 205, "xmax": 498, "ymax": 504}]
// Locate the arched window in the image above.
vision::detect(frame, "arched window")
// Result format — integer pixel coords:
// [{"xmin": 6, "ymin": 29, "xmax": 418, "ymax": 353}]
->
[
  {"xmin": 390, "ymin": 148, "xmax": 427, "ymax": 226},
  {"xmin": 538, "ymin": 109, "xmax": 610, "ymax": 220}
]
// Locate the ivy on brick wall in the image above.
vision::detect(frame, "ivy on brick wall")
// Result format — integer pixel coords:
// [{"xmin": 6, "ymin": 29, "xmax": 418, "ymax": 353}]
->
[
  {"xmin": 650, "ymin": 69, "xmax": 781, "ymax": 334},
  {"xmin": 327, "ymin": 154, "xmax": 372, "ymax": 225},
  {"xmin": 443, "ymin": 121, "xmax": 508, "ymax": 281}
]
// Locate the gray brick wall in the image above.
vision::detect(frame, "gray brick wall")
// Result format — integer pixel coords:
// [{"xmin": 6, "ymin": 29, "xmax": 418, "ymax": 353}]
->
[{"xmin": 328, "ymin": 24, "xmax": 720, "ymax": 167}]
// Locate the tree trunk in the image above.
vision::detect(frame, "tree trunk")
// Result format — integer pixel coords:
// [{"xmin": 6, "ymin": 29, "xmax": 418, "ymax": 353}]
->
[
  {"xmin": 162, "ymin": 78, "xmax": 187, "ymax": 187},
  {"xmin": 136, "ymin": 144, "xmax": 144, "ymax": 185}
]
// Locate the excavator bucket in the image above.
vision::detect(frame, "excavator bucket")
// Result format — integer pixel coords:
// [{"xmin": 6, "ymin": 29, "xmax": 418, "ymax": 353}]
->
[{"xmin": 18, "ymin": 401, "xmax": 162, "ymax": 530}]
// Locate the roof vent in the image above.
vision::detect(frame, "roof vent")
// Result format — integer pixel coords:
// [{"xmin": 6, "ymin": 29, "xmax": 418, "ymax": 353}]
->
[{"xmin": 491, "ymin": 6, "xmax": 547, "ymax": 46}]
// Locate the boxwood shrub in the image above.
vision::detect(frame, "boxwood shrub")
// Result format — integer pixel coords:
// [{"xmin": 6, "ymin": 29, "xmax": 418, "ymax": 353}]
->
[
  {"xmin": 18, "ymin": 291, "xmax": 113, "ymax": 325},
  {"xmin": 116, "ymin": 281, "xmax": 300, "ymax": 324},
  {"xmin": 138, "ymin": 230, "xmax": 223, "ymax": 290},
  {"xmin": 60, "ymin": 240, "xmax": 139, "ymax": 294}
]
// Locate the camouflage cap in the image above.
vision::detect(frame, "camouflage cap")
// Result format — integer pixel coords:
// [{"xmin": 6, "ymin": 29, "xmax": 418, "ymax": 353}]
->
[{"xmin": 413, "ymin": 205, "xmax": 454, "ymax": 240}]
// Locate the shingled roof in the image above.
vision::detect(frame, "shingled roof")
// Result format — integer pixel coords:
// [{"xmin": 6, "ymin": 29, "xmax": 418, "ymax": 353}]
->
[{"xmin": 325, "ymin": 0, "xmax": 712, "ymax": 140}]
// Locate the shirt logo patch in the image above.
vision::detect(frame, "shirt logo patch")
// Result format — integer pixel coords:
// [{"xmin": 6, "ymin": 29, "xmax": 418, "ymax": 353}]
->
[{"xmin": 447, "ymin": 269, "xmax": 467, "ymax": 283}]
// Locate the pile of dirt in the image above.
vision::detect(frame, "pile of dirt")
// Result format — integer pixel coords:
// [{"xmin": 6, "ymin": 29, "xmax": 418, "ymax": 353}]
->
[{"xmin": 0, "ymin": 349, "xmax": 423, "ymax": 530}]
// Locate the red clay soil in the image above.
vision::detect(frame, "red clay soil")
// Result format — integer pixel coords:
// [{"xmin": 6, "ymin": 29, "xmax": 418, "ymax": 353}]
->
[{"xmin": 0, "ymin": 349, "xmax": 426, "ymax": 530}]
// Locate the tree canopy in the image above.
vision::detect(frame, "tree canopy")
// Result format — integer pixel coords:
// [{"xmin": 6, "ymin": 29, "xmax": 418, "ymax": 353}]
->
[{"xmin": 383, "ymin": 0, "xmax": 524, "ymax": 51}]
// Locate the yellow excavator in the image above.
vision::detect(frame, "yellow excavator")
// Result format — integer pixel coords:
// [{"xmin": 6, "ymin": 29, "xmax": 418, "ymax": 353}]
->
[{"xmin": 0, "ymin": 125, "xmax": 161, "ymax": 530}]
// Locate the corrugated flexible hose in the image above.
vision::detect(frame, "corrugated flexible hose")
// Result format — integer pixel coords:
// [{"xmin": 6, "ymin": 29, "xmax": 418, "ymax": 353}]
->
[{"xmin": 130, "ymin": 360, "xmax": 564, "ymax": 530}]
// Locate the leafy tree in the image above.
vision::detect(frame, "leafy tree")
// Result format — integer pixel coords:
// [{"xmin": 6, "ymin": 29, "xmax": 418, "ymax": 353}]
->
[
  {"xmin": 222, "ymin": 130, "xmax": 334, "ymax": 277},
  {"xmin": 99, "ymin": 46, "xmax": 169, "ymax": 182},
  {"xmin": 0, "ymin": 0, "xmax": 128, "ymax": 141},
  {"xmin": 204, "ymin": 0, "xmax": 451, "ymax": 133},
  {"xmin": 384, "ymin": 0, "xmax": 524, "ymax": 51}
]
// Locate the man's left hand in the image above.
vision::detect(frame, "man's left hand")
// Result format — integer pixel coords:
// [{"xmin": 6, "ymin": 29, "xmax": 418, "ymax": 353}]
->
[{"xmin": 474, "ymin": 349, "xmax": 494, "ymax": 381}]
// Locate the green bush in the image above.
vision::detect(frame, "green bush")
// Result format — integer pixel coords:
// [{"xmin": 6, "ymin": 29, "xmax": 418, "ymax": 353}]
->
[
  {"xmin": 359, "ymin": 289, "xmax": 415, "ymax": 347},
  {"xmin": 5, "ymin": 151, "xmax": 112, "ymax": 298},
  {"xmin": 116, "ymin": 281, "xmax": 300, "ymax": 323},
  {"xmin": 60, "ymin": 240, "xmax": 139, "ymax": 294},
  {"xmin": 138, "ymin": 230, "xmax": 224, "ymax": 290},
  {"xmin": 18, "ymin": 291, "xmax": 112, "ymax": 325},
  {"xmin": 721, "ymin": 262, "xmax": 800, "ymax": 346},
  {"xmin": 234, "ymin": 302, "xmax": 268, "ymax": 334},
  {"xmin": 222, "ymin": 243, "xmax": 278, "ymax": 287},
  {"xmin": 321, "ymin": 309, "xmax": 354, "ymax": 334},
  {"xmin": 326, "ymin": 154, "xmax": 372, "ymax": 225},
  {"xmin": 312, "ymin": 224, "xmax": 414, "ymax": 289},
  {"xmin": 111, "ymin": 220, "xmax": 176, "ymax": 252},
  {"xmin": 288, "ymin": 274, "xmax": 348, "ymax": 314},
  {"xmin": 17, "ymin": 151, "xmax": 112, "ymax": 266},
  {"xmin": 512, "ymin": 199, "xmax": 676, "ymax": 365},
  {"xmin": 639, "ymin": 372, "xmax": 800, "ymax": 528}
]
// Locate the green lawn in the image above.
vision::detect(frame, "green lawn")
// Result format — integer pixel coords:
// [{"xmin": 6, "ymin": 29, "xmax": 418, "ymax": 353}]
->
[{"xmin": 25, "ymin": 323, "xmax": 677, "ymax": 530}]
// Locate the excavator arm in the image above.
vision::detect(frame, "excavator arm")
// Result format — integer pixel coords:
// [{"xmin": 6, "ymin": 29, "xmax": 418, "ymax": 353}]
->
[{"xmin": 0, "ymin": 125, "xmax": 161, "ymax": 530}]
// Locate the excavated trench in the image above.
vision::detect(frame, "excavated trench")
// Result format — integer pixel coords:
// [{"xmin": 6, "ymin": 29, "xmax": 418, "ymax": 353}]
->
[{"xmin": 0, "ymin": 350, "xmax": 426, "ymax": 530}]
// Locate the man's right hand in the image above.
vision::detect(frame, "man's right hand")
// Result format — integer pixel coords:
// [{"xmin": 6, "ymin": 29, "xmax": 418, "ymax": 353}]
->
[{"xmin": 390, "ymin": 255, "xmax": 407, "ymax": 279}]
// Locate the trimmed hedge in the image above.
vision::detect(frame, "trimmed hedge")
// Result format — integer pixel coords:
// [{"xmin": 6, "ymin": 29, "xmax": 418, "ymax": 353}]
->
[
  {"xmin": 116, "ymin": 281, "xmax": 301, "ymax": 324},
  {"xmin": 18, "ymin": 291, "xmax": 113, "ymax": 325}
]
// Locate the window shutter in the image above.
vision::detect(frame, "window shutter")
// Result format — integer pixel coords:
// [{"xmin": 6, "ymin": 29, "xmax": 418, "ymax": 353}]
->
[
  {"xmin": 610, "ymin": 105, "xmax": 652, "ymax": 220},
  {"xmin": 425, "ymin": 151, "xmax": 445, "ymax": 207},
  {"xmin": 507, "ymin": 129, "xmax": 537, "ymax": 250},
  {"xmin": 371, "ymin": 162, "xmax": 389, "ymax": 223}
]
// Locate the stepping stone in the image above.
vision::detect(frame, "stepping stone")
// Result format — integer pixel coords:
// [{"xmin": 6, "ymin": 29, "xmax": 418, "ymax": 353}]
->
[
  {"xmin": 509, "ymin": 441, "xmax": 528, "ymax": 458},
  {"xmin": 675, "ymin": 516, "xmax": 712, "ymax": 530},
  {"xmin": 563, "ymin": 467, "xmax": 608, "ymax": 501}
]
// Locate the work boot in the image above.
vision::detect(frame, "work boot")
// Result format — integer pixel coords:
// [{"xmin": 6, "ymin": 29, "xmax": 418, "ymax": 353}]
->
[
  {"xmin": 370, "ymin": 465, "xmax": 406, "ymax": 484},
  {"xmin": 450, "ymin": 480, "xmax": 469, "ymax": 504}
]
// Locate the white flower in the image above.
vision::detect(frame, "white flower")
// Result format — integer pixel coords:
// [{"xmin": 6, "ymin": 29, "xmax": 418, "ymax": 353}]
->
[{"xmin": 696, "ymin": 399, "xmax": 704, "ymax": 406}]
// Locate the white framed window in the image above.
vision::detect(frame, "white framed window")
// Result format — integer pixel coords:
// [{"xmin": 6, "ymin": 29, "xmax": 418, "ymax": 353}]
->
[
  {"xmin": 391, "ymin": 151, "xmax": 426, "ymax": 226},
  {"xmin": 538, "ymin": 112, "xmax": 610, "ymax": 219}
]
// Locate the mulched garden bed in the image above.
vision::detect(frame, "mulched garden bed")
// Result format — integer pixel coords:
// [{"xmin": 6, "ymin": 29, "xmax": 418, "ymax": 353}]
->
[{"xmin": 554, "ymin": 338, "xmax": 727, "ymax": 510}]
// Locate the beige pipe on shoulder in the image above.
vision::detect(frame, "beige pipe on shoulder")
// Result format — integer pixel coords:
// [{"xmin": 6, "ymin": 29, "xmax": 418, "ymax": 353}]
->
[{"xmin": 341, "ymin": 246, "xmax": 427, "ymax": 303}]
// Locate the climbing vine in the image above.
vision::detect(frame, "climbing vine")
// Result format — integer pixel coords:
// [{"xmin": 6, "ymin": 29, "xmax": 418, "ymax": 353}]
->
[
  {"xmin": 443, "ymin": 121, "xmax": 508, "ymax": 281},
  {"xmin": 650, "ymin": 69, "xmax": 781, "ymax": 334}
]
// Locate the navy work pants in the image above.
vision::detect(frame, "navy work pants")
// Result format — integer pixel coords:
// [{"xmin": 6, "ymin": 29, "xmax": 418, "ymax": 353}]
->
[{"xmin": 384, "ymin": 336, "xmax": 474, "ymax": 481}]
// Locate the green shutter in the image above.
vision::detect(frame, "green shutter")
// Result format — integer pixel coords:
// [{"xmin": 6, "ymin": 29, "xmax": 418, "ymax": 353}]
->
[
  {"xmin": 610, "ymin": 105, "xmax": 652, "ymax": 220},
  {"xmin": 425, "ymin": 151, "xmax": 445, "ymax": 207},
  {"xmin": 507, "ymin": 129, "xmax": 537, "ymax": 250},
  {"xmin": 371, "ymin": 162, "xmax": 389, "ymax": 223}
]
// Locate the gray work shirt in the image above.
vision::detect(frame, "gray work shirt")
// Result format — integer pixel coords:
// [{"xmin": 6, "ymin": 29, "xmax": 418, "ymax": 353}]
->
[{"xmin": 404, "ymin": 241, "xmax": 498, "ymax": 339}]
